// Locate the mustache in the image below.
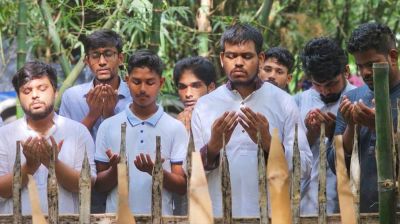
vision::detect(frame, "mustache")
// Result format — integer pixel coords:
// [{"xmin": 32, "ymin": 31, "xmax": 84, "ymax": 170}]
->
[
  {"xmin": 30, "ymin": 101, "xmax": 45, "ymax": 106},
  {"xmin": 135, "ymin": 93, "xmax": 149, "ymax": 98}
]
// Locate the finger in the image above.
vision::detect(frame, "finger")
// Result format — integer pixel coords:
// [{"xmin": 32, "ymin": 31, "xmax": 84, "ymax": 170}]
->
[
  {"xmin": 135, "ymin": 155, "xmax": 142, "ymax": 167},
  {"xmin": 106, "ymin": 149, "xmax": 113, "ymax": 159},
  {"xmin": 140, "ymin": 153, "xmax": 147, "ymax": 165},
  {"xmin": 240, "ymin": 107, "xmax": 258, "ymax": 124},
  {"xmin": 145, "ymin": 154, "xmax": 154, "ymax": 166}
]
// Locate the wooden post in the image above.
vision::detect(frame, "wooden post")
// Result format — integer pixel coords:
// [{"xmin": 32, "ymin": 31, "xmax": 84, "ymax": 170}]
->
[
  {"xmin": 13, "ymin": 141, "xmax": 22, "ymax": 224},
  {"xmin": 152, "ymin": 136, "xmax": 163, "ymax": 224},
  {"xmin": 373, "ymin": 62, "xmax": 396, "ymax": 224},
  {"xmin": 318, "ymin": 123, "xmax": 327, "ymax": 224},
  {"xmin": 186, "ymin": 131, "xmax": 195, "ymax": 215},
  {"xmin": 47, "ymin": 141, "xmax": 58, "ymax": 224},
  {"xmin": 28, "ymin": 175, "xmax": 47, "ymax": 224},
  {"xmin": 350, "ymin": 125, "xmax": 360, "ymax": 223},
  {"xmin": 221, "ymin": 133, "xmax": 233, "ymax": 224},
  {"xmin": 79, "ymin": 150, "xmax": 91, "ymax": 224},
  {"xmin": 116, "ymin": 122, "xmax": 136, "ymax": 224},
  {"xmin": 292, "ymin": 124, "xmax": 301, "ymax": 224},
  {"xmin": 257, "ymin": 132, "xmax": 268, "ymax": 224}
]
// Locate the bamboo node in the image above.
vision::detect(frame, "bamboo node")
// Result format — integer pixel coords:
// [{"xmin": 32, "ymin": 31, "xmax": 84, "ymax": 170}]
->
[{"xmin": 379, "ymin": 179, "xmax": 395, "ymax": 189}]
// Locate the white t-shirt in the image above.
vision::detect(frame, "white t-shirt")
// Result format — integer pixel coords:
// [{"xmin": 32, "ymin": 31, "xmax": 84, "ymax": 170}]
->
[
  {"xmin": 191, "ymin": 82, "xmax": 312, "ymax": 217},
  {"xmin": 95, "ymin": 105, "xmax": 188, "ymax": 215},
  {"xmin": 294, "ymin": 83, "xmax": 355, "ymax": 215},
  {"xmin": 0, "ymin": 114, "xmax": 96, "ymax": 215}
]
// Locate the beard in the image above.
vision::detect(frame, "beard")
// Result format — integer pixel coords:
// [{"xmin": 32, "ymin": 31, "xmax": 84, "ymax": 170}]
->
[
  {"xmin": 22, "ymin": 102, "xmax": 54, "ymax": 121},
  {"xmin": 320, "ymin": 93, "xmax": 342, "ymax": 104}
]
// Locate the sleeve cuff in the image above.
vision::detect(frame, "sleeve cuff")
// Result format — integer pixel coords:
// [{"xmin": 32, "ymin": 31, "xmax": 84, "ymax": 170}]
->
[{"xmin": 200, "ymin": 144, "xmax": 220, "ymax": 171}]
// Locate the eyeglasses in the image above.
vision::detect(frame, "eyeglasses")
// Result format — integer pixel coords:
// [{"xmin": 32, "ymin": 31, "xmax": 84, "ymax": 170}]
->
[{"xmin": 87, "ymin": 50, "xmax": 117, "ymax": 62}]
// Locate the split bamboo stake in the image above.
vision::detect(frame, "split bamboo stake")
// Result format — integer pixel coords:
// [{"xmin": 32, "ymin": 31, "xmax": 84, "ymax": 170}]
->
[
  {"xmin": 116, "ymin": 122, "xmax": 136, "ymax": 224},
  {"xmin": 397, "ymin": 99, "xmax": 400, "ymax": 203},
  {"xmin": 334, "ymin": 135, "xmax": 356, "ymax": 224},
  {"xmin": 27, "ymin": 175, "xmax": 47, "ymax": 224},
  {"xmin": 267, "ymin": 128, "xmax": 291, "ymax": 224},
  {"xmin": 186, "ymin": 130, "xmax": 195, "ymax": 215},
  {"xmin": 257, "ymin": 131, "xmax": 268, "ymax": 224},
  {"xmin": 47, "ymin": 140, "xmax": 58, "ymax": 224},
  {"xmin": 13, "ymin": 141, "xmax": 22, "ymax": 224},
  {"xmin": 350, "ymin": 125, "xmax": 360, "ymax": 223},
  {"xmin": 221, "ymin": 133, "xmax": 233, "ymax": 224},
  {"xmin": 291, "ymin": 124, "xmax": 301, "ymax": 224},
  {"xmin": 151, "ymin": 136, "xmax": 163, "ymax": 224},
  {"xmin": 373, "ymin": 62, "xmax": 396, "ymax": 224},
  {"xmin": 79, "ymin": 150, "xmax": 91, "ymax": 224},
  {"xmin": 189, "ymin": 151, "xmax": 213, "ymax": 224},
  {"xmin": 318, "ymin": 123, "xmax": 327, "ymax": 224}
]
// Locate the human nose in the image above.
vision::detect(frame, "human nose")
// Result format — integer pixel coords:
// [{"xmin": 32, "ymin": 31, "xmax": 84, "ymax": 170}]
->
[
  {"xmin": 234, "ymin": 56, "xmax": 244, "ymax": 67},
  {"xmin": 185, "ymin": 87, "xmax": 193, "ymax": 98},
  {"xmin": 98, "ymin": 53, "xmax": 107, "ymax": 65}
]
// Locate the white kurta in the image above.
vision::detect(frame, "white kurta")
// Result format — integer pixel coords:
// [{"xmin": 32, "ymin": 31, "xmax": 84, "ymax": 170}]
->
[
  {"xmin": 95, "ymin": 105, "xmax": 188, "ymax": 215},
  {"xmin": 0, "ymin": 114, "xmax": 96, "ymax": 215},
  {"xmin": 294, "ymin": 83, "xmax": 355, "ymax": 215},
  {"xmin": 191, "ymin": 82, "xmax": 312, "ymax": 217}
]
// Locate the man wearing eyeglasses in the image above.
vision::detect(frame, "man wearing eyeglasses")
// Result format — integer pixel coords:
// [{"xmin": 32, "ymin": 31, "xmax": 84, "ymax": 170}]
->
[
  {"xmin": 59, "ymin": 29, "xmax": 131, "ymax": 213},
  {"xmin": 173, "ymin": 56, "xmax": 216, "ymax": 132}
]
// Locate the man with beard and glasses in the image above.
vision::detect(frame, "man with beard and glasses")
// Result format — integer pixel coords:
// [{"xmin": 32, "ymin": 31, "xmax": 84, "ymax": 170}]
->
[
  {"xmin": 293, "ymin": 37, "xmax": 355, "ymax": 215},
  {"xmin": 0, "ymin": 61, "xmax": 96, "ymax": 215},
  {"xmin": 191, "ymin": 23, "xmax": 312, "ymax": 217},
  {"xmin": 259, "ymin": 46, "xmax": 294, "ymax": 92},
  {"xmin": 327, "ymin": 23, "xmax": 400, "ymax": 213},
  {"xmin": 94, "ymin": 50, "xmax": 188, "ymax": 215},
  {"xmin": 59, "ymin": 29, "xmax": 131, "ymax": 213}
]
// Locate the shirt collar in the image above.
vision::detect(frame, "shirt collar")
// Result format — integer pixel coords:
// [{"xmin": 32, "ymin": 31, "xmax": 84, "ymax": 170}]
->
[
  {"xmin": 125, "ymin": 104, "xmax": 164, "ymax": 127},
  {"xmin": 225, "ymin": 77, "xmax": 264, "ymax": 91},
  {"xmin": 22, "ymin": 113, "xmax": 58, "ymax": 139}
]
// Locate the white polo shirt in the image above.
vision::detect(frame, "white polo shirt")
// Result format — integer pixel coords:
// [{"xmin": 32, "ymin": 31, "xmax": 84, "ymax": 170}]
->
[
  {"xmin": 0, "ymin": 114, "xmax": 96, "ymax": 215},
  {"xmin": 191, "ymin": 82, "xmax": 312, "ymax": 217},
  {"xmin": 59, "ymin": 78, "xmax": 132, "ymax": 140},
  {"xmin": 294, "ymin": 83, "xmax": 355, "ymax": 215},
  {"xmin": 95, "ymin": 105, "xmax": 188, "ymax": 215}
]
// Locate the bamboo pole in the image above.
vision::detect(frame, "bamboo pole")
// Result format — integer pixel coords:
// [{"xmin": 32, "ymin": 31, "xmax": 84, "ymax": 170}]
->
[
  {"xmin": 221, "ymin": 133, "xmax": 233, "ymax": 224},
  {"xmin": 196, "ymin": 0, "xmax": 212, "ymax": 57},
  {"xmin": 54, "ymin": 0, "xmax": 130, "ymax": 110},
  {"xmin": 267, "ymin": 128, "xmax": 291, "ymax": 224},
  {"xmin": 189, "ymin": 151, "xmax": 213, "ymax": 224},
  {"xmin": 151, "ymin": 136, "xmax": 163, "ymax": 224},
  {"xmin": 27, "ymin": 175, "xmax": 47, "ymax": 224},
  {"xmin": 79, "ymin": 150, "xmax": 91, "ymax": 224},
  {"xmin": 334, "ymin": 135, "xmax": 356, "ymax": 224},
  {"xmin": 292, "ymin": 124, "xmax": 301, "ymax": 224},
  {"xmin": 349, "ymin": 125, "xmax": 360, "ymax": 223},
  {"xmin": 116, "ymin": 122, "xmax": 136, "ymax": 224},
  {"xmin": 186, "ymin": 130, "xmax": 195, "ymax": 215},
  {"xmin": 149, "ymin": 0, "xmax": 163, "ymax": 53},
  {"xmin": 373, "ymin": 62, "xmax": 396, "ymax": 224},
  {"xmin": 47, "ymin": 141, "xmax": 58, "ymax": 224},
  {"xmin": 257, "ymin": 132, "xmax": 268, "ymax": 224},
  {"xmin": 39, "ymin": 0, "xmax": 72, "ymax": 78},
  {"xmin": 13, "ymin": 141, "xmax": 22, "ymax": 224},
  {"xmin": 16, "ymin": 0, "xmax": 28, "ymax": 118},
  {"xmin": 318, "ymin": 123, "xmax": 327, "ymax": 224}
]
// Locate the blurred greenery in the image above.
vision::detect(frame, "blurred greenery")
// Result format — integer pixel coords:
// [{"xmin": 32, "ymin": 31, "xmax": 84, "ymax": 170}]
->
[{"xmin": 1, "ymin": 0, "xmax": 400, "ymax": 103}]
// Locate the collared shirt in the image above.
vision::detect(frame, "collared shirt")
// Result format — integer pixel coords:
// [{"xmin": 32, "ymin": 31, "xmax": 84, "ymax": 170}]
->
[
  {"xmin": 191, "ymin": 81, "xmax": 312, "ymax": 217},
  {"xmin": 0, "ymin": 114, "xmax": 96, "ymax": 215},
  {"xmin": 329, "ymin": 83, "xmax": 400, "ymax": 213},
  {"xmin": 294, "ymin": 82, "xmax": 355, "ymax": 215},
  {"xmin": 95, "ymin": 104, "xmax": 188, "ymax": 215},
  {"xmin": 59, "ymin": 78, "xmax": 132, "ymax": 140}
]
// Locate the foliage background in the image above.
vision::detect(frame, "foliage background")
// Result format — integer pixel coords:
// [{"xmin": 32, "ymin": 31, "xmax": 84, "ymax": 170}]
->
[{"xmin": 1, "ymin": 0, "xmax": 399, "ymax": 106}]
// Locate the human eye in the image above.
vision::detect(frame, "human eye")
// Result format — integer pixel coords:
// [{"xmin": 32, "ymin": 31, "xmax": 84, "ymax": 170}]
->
[
  {"xmin": 243, "ymin": 53, "xmax": 254, "ymax": 59},
  {"xmin": 146, "ymin": 80, "xmax": 156, "ymax": 85},
  {"xmin": 131, "ymin": 79, "xmax": 141, "ymax": 85},
  {"xmin": 22, "ymin": 88, "xmax": 31, "ymax": 95},
  {"xmin": 191, "ymin": 82, "xmax": 203, "ymax": 89},
  {"xmin": 225, "ymin": 53, "xmax": 236, "ymax": 59},
  {"xmin": 177, "ymin": 83, "xmax": 187, "ymax": 90},
  {"xmin": 38, "ymin": 85, "xmax": 49, "ymax": 91},
  {"xmin": 89, "ymin": 52, "xmax": 100, "ymax": 59},
  {"xmin": 104, "ymin": 50, "xmax": 115, "ymax": 58}
]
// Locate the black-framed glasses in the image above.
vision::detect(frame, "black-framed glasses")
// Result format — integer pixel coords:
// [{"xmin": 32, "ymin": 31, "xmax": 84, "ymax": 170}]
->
[{"xmin": 87, "ymin": 50, "xmax": 117, "ymax": 62}]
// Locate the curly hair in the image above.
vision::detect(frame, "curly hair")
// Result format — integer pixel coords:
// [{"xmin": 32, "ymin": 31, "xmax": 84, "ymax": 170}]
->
[
  {"xmin": 301, "ymin": 37, "xmax": 348, "ymax": 83},
  {"xmin": 347, "ymin": 22, "xmax": 396, "ymax": 54},
  {"xmin": 265, "ymin": 47, "xmax": 295, "ymax": 73}
]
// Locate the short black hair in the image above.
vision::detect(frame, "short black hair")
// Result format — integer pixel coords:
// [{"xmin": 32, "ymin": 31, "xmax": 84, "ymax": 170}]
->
[
  {"xmin": 347, "ymin": 22, "xmax": 396, "ymax": 55},
  {"xmin": 220, "ymin": 23, "xmax": 263, "ymax": 54},
  {"xmin": 127, "ymin": 49, "xmax": 164, "ymax": 76},
  {"xmin": 301, "ymin": 37, "xmax": 348, "ymax": 83},
  {"xmin": 264, "ymin": 47, "xmax": 295, "ymax": 73},
  {"xmin": 173, "ymin": 56, "xmax": 216, "ymax": 86},
  {"xmin": 81, "ymin": 29, "xmax": 123, "ymax": 54},
  {"xmin": 12, "ymin": 61, "xmax": 58, "ymax": 94}
]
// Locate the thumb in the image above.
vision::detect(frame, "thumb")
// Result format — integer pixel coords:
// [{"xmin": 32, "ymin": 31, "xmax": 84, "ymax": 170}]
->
[{"xmin": 106, "ymin": 149, "xmax": 113, "ymax": 158}]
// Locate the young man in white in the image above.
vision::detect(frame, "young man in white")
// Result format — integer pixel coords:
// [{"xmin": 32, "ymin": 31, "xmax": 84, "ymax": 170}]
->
[
  {"xmin": 0, "ymin": 61, "xmax": 96, "ymax": 214},
  {"xmin": 94, "ymin": 50, "xmax": 188, "ymax": 215},
  {"xmin": 191, "ymin": 23, "xmax": 312, "ymax": 217},
  {"xmin": 294, "ymin": 37, "xmax": 355, "ymax": 215}
]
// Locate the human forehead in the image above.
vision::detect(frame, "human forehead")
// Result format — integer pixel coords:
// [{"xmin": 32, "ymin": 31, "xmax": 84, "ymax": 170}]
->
[
  {"xmin": 129, "ymin": 67, "xmax": 160, "ymax": 79},
  {"xmin": 178, "ymin": 70, "xmax": 205, "ymax": 84},
  {"xmin": 353, "ymin": 49, "xmax": 386, "ymax": 64},
  {"xmin": 87, "ymin": 46, "xmax": 118, "ymax": 53},
  {"xmin": 263, "ymin": 58, "xmax": 288, "ymax": 70},
  {"xmin": 311, "ymin": 75, "xmax": 341, "ymax": 86},
  {"xmin": 223, "ymin": 41, "xmax": 257, "ymax": 54},
  {"xmin": 20, "ymin": 76, "xmax": 52, "ymax": 89}
]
